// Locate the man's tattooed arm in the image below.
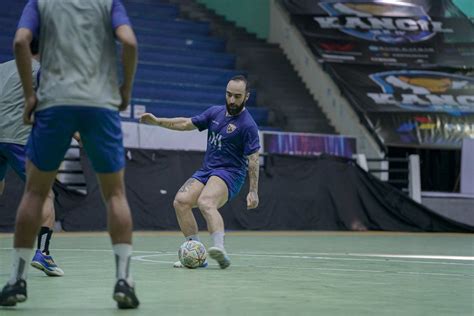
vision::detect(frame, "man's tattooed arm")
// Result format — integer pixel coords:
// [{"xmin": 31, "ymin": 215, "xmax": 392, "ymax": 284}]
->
[
  {"xmin": 139, "ymin": 114, "xmax": 196, "ymax": 131},
  {"xmin": 248, "ymin": 152, "xmax": 259, "ymax": 193},
  {"xmin": 246, "ymin": 152, "xmax": 260, "ymax": 209}
]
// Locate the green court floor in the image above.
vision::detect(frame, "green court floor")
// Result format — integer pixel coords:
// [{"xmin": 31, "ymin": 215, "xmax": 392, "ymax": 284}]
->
[{"xmin": 0, "ymin": 231, "xmax": 473, "ymax": 315}]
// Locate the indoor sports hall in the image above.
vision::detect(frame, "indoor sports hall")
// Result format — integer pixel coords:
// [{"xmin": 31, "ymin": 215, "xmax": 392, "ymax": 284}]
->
[{"xmin": 1, "ymin": 0, "xmax": 473, "ymax": 315}]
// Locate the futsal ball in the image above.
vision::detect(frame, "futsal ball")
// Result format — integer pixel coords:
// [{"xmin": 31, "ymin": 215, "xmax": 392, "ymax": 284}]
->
[{"xmin": 178, "ymin": 240, "xmax": 207, "ymax": 269}]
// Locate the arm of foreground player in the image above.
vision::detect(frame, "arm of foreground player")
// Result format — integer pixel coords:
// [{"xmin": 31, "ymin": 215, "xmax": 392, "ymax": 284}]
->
[
  {"xmin": 115, "ymin": 25, "xmax": 137, "ymax": 111},
  {"xmin": 246, "ymin": 151, "xmax": 260, "ymax": 210},
  {"xmin": 139, "ymin": 113, "xmax": 197, "ymax": 131},
  {"xmin": 13, "ymin": 28, "xmax": 36, "ymax": 124}
]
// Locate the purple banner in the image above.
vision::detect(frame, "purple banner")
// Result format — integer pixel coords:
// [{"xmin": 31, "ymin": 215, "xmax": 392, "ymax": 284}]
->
[{"xmin": 263, "ymin": 132, "xmax": 357, "ymax": 158}]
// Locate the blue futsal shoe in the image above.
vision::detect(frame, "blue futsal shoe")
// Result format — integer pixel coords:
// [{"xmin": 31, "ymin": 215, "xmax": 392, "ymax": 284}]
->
[
  {"xmin": 208, "ymin": 247, "xmax": 231, "ymax": 269},
  {"xmin": 31, "ymin": 250, "xmax": 64, "ymax": 277}
]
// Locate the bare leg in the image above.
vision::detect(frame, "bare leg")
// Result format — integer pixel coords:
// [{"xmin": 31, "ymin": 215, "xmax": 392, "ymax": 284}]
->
[
  {"xmin": 96, "ymin": 169, "xmax": 132, "ymax": 244},
  {"xmin": 196, "ymin": 176, "xmax": 228, "ymax": 235},
  {"xmin": 40, "ymin": 190, "xmax": 55, "ymax": 228},
  {"xmin": 86, "ymin": 150, "xmax": 138, "ymax": 308},
  {"xmin": 173, "ymin": 178, "xmax": 204, "ymax": 237},
  {"xmin": 2, "ymin": 160, "xmax": 57, "ymax": 289},
  {"xmin": 197, "ymin": 176, "xmax": 230, "ymax": 269},
  {"xmin": 15, "ymin": 161, "xmax": 57, "ymax": 248}
]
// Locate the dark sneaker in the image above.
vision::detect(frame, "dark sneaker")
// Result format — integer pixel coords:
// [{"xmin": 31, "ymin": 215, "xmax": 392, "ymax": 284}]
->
[
  {"xmin": 208, "ymin": 247, "xmax": 231, "ymax": 269},
  {"xmin": 31, "ymin": 250, "xmax": 64, "ymax": 277},
  {"xmin": 113, "ymin": 279, "xmax": 139, "ymax": 309},
  {"xmin": 0, "ymin": 279, "xmax": 27, "ymax": 307}
]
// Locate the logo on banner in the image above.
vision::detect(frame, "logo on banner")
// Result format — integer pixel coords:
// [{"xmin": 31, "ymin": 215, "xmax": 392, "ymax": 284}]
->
[
  {"xmin": 395, "ymin": 116, "xmax": 436, "ymax": 144},
  {"xmin": 367, "ymin": 70, "xmax": 474, "ymax": 114},
  {"xmin": 397, "ymin": 116, "xmax": 435, "ymax": 133},
  {"xmin": 316, "ymin": 1, "xmax": 452, "ymax": 44},
  {"xmin": 395, "ymin": 116, "xmax": 474, "ymax": 145}
]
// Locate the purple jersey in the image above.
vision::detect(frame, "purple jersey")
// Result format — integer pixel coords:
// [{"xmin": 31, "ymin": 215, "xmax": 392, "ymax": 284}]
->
[{"xmin": 192, "ymin": 106, "xmax": 260, "ymax": 174}]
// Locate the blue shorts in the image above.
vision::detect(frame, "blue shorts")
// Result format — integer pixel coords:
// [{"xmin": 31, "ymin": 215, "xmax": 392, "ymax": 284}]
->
[
  {"xmin": 0, "ymin": 143, "xmax": 26, "ymax": 181},
  {"xmin": 27, "ymin": 106, "xmax": 125, "ymax": 173},
  {"xmin": 192, "ymin": 168, "xmax": 246, "ymax": 201}
]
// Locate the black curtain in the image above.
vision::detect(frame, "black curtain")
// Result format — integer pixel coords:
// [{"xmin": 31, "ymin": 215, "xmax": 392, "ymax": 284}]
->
[{"xmin": 1, "ymin": 149, "xmax": 472, "ymax": 232}]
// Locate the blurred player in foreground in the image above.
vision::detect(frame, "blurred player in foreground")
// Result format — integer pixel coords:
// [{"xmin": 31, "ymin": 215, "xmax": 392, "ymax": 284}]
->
[
  {"xmin": 0, "ymin": 39, "xmax": 63, "ymax": 277},
  {"xmin": 0, "ymin": 0, "xmax": 139, "ymax": 309}
]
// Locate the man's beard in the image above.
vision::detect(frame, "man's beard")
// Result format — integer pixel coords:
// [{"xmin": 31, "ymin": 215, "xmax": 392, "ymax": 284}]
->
[{"xmin": 226, "ymin": 100, "xmax": 245, "ymax": 116}]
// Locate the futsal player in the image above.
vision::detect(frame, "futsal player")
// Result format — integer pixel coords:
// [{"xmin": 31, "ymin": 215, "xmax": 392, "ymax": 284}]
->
[{"xmin": 140, "ymin": 75, "xmax": 260, "ymax": 269}]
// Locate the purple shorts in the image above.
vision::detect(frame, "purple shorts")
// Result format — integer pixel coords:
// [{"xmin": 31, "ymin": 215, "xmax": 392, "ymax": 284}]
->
[
  {"xmin": 192, "ymin": 168, "xmax": 246, "ymax": 201},
  {"xmin": 0, "ymin": 143, "xmax": 26, "ymax": 182}
]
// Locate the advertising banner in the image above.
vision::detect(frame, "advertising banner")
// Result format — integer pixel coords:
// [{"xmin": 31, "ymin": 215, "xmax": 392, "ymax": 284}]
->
[
  {"xmin": 326, "ymin": 64, "xmax": 474, "ymax": 147},
  {"xmin": 282, "ymin": 0, "xmax": 474, "ymax": 67},
  {"xmin": 328, "ymin": 64, "xmax": 474, "ymax": 114}
]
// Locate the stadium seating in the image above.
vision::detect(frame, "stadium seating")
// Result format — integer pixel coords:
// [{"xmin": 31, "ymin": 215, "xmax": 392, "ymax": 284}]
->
[
  {"xmin": 136, "ymin": 62, "xmax": 244, "ymax": 84},
  {"xmin": 0, "ymin": 0, "xmax": 270, "ymax": 127},
  {"xmin": 123, "ymin": 0, "xmax": 270, "ymax": 126}
]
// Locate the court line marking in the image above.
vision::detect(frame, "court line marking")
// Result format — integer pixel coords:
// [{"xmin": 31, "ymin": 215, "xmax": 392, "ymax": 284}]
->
[
  {"xmin": 2, "ymin": 247, "xmax": 473, "ymax": 266},
  {"xmin": 1, "ymin": 248, "xmax": 473, "ymax": 263},
  {"xmin": 232, "ymin": 251, "xmax": 474, "ymax": 260},
  {"xmin": 131, "ymin": 254, "xmax": 474, "ymax": 278},
  {"xmin": 1, "ymin": 248, "xmax": 472, "ymax": 277},
  {"xmin": 230, "ymin": 253, "xmax": 474, "ymax": 265},
  {"xmin": 347, "ymin": 253, "xmax": 474, "ymax": 261}
]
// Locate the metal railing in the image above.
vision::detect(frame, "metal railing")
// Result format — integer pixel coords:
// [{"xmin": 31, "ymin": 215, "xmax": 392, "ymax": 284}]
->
[{"xmin": 354, "ymin": 154, "xmax": 421, "ymax": 203}]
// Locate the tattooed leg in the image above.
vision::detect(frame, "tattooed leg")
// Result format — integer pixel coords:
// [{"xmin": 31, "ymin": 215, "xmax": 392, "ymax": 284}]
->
[
  {"xmin": 173, "ymin": 178, "xmax": 204, "ymax": 237},
  {"xmin": 179, "ymin": 178, "xmax": 196, "ymax": 193}
]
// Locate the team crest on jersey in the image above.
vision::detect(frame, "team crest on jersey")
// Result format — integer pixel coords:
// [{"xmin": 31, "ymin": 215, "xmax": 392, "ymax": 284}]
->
[
  {"xmin": 368, "ymin": 70, "xmax": 474, "ymax": 114},
  {"xmin": 226, "ymin": 123, "xmax": 237, "ymax": 133},
  {"xmin": 316, "ymin": 1, "xmax": 452, "ymax": 44}
]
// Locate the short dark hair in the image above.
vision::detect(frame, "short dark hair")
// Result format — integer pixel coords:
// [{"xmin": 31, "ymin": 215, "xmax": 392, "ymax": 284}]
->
[
  {"xmin": 229, "ymin": 75, "xmax": 249, "ymax": 92},
  {"xmin": 30, "ymin": 38, "xmax": 39, "ymax": 55}
]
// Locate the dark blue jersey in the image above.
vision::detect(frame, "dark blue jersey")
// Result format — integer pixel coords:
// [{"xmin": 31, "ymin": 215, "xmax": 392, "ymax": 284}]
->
[{"xmin": 191, "ymin": 106, "xmax": 260, "ymax": 174}]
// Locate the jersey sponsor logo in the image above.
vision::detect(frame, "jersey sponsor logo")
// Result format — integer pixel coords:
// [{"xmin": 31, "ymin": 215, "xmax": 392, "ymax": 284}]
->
[
  {"xmin": 209, "ymin": 131, "xmax": 222, "ymax": 150},
  {"xmin": 367, "ymin": 70, "xmax": 474, "ymax": 114},
  {"xmin": 226, "ymin": 123, "xmax": 237, "ymax": 134},
  {"xmin": 316, "ymin": 1, "xmax": 452, "ymax": 44}
]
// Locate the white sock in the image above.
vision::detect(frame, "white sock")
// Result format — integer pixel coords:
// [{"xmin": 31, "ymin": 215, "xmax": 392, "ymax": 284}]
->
[
  {"xmin": 113, "ymin": 244, "xmax": 133, "ymax": 286},
  {"xmin": 211, "ymin": 231, "xmax": 225, "ymax": 250},
  {"xmin": 185, "ymin": 234, "xmax": 200, "ymax": 242},
  {"xmin": 9, "ymin": 248, "xmax": 33, "ymax": 285}
]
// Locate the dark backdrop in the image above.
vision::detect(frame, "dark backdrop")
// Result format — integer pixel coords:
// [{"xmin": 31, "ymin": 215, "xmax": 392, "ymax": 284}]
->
[{"xmin": 0, "ymin": 149, "xmax": 472, "ymax": 232}]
